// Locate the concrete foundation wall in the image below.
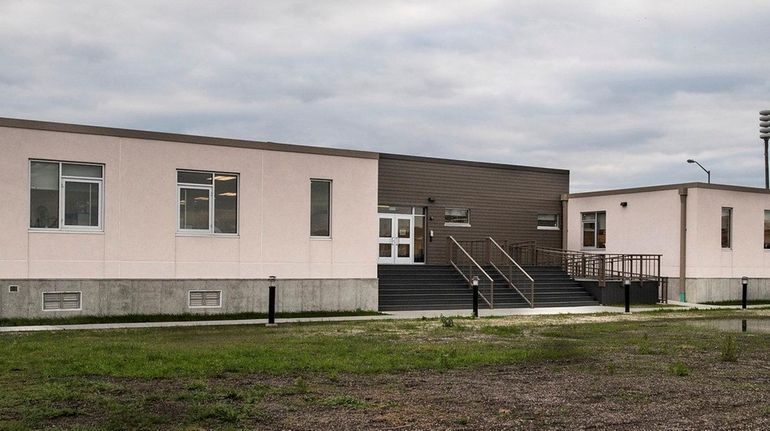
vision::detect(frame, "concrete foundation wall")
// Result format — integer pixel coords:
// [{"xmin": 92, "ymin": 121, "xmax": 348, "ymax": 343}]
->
[
  {"xmin": 0, "ymin": 278, "xmax": 378, "ymax": 319},
  {"xmin": 667, "ymin": 277, "xmax": 770, "ymax": 303},
  {"xmin": 579, "ymin": 280, "xmax": 659, "ymax": 305}
]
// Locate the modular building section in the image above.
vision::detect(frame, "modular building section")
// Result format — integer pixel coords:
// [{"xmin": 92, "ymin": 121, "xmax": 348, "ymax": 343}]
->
[
  {"xmin": 378, "ymin": 153, "xmax": 569, "ymax": 265},
  {"xmin": 0, "ymin": 118, "xmax": 379, "ymax": 318},
  {"xmin": 566, "ymin": 183, "xmax": 770, "ymax": 303}
]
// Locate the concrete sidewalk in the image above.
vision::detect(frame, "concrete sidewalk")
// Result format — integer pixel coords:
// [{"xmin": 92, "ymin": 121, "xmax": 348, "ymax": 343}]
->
[{"xmin": 0, "ymin": 302, "xmax": 717, "ymax": 333}]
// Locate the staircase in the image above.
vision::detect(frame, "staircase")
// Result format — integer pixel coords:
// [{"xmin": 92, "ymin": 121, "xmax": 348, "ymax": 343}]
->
[{"xmin": 378, "ymin": 264, "xmax": 598, "ymax": 311}]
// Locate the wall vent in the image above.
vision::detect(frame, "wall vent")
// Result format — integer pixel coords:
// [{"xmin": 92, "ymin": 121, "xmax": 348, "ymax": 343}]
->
[
  {"xmin": 188, "ymin": 290, "xmax": 222, "ymax": 308},
  {"xmin": 43, "ymin": 292, "xmax": 81, "ymax": 311},
  {"xmin": 8, "ymin": 285, "xmax": 18, "ymax": 293}
]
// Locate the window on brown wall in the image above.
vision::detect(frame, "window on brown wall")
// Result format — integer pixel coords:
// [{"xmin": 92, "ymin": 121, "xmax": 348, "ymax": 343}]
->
[
  {"xmin": 537, "ymin": 214, "xmax": 560, "ymax": 230},
  {"xmin": 721, "ymin": 207, "xmax": 732, "ymax": 249}
]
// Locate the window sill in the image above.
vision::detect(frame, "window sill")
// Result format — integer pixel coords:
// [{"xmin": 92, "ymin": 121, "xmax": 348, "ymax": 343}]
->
[
  {"xmin": 176, "ymin": 232, "xmax": 240, "ymax": 238},
  {"xmin": 29, "ymin": 229, "xmax": 104, "ymax": 235},
  {"xmin": 537, "ymin": 227, "xmax": 560, "ymax": 231},
  {"xmin": 310, "ymin": 236, "xmax": 333, "ymax": 241},
  {"xmin": 444, "ymin": 223, "xmax": 471, "ymax": 228}
]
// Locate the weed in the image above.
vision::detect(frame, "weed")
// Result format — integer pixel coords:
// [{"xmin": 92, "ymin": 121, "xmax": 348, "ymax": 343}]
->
[
  {"xmin": 720, "ymin": 335, "xmax": 738, "ymax": 362},
  {"xmin": 669, "ymin": 361, "xmax": 690, "ymax": 377},
  {"xmin": 440, "ymin": 315, "xmax": 454, "ymax": 328},
  {"xmin": 637, "ymin": 333, "xmax": 658, "ymax": 355}
]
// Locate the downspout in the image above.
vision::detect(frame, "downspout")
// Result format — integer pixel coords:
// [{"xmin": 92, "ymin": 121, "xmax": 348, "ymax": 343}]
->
[
  {"xmin": 560, "ymin": 194, "xmax": 569, "ymax": 249},
  {"xmin": 678, "ymin": 187, "xmax": 688, "ymax": 302}
]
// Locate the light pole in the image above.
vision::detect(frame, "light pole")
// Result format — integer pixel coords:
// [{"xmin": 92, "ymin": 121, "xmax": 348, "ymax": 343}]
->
[
  {"xmin": 686, "ymin": 159, "xmax": 711, "ymax": 183},
  {"xmin": 760, "ymin": 110, "xmax": 770, "ymax": 189}
]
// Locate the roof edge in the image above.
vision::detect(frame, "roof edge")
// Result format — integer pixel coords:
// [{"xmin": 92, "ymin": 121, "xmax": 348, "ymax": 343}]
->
[
  {"xmin": 379, "ymin": 152, "xmax": 570, "ymax": 175},
  {"xmin": 569, "ymin": 182, "xmax": 770, "ymax": 198},
  {"xmin": 0, "ymin": 117, "xmax": 380, "ymax": 160}
]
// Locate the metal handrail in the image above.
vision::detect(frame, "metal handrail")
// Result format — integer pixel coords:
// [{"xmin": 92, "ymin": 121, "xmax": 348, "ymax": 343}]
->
[
  {"xmin": 487, "ymin": 237, "xmax": 534, "ymax": 308},
  {"xmin": 508, "ymin": 242, "xmax": 661, "ymax": 288},
  {"xmin": 447, "ymin": 236, "xmax": 495, "ymax": 308}
]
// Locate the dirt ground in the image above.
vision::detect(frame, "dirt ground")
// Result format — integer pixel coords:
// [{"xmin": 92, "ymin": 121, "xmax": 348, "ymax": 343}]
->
[{"xmin": 44, "ymin": 356, "xmax": 770, "ymax": 430}]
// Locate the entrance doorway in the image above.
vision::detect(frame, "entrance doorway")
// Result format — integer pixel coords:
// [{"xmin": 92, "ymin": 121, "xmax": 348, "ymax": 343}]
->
[
  {"xmin": 378, "ymin": 215, "xmax": 412, "ymax": 264},
  {"xmin": 378, "ymin": 206, "xmax": 426, "ymax": 264}
]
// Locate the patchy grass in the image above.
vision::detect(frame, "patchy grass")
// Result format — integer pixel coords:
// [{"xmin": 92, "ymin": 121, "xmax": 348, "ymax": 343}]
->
[
  {"xmin": 1, "ymin": 309, "xmax": 769, "ymax": 429},
  {"xmin": 720, "ymin": 334, "xmax": 739, "ymax": 362},
  {"xmin": 0, "ymin": 309, "xmax": 382, "ymax": 327},
  {"xmin": 669, "ymin": 361, "xmax": 691, "ymax": 377},
  {"xmin": 703, "ymin": 300, "xmax": 770, "ymax": 306}
]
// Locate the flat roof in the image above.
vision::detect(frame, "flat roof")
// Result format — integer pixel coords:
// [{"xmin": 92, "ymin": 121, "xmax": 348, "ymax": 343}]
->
[
  {"xmin": 568, "ymin": 182, "xmax": 770, "ymax": 199},
  {"xmin": 0, "ymin": 117, "xmax": 570, "ymax": 174},
  {"xmin": 379, "ymin": 152, "xmax": 569, "ymax": 175},
  {"xmin": 0, "ymin": 116, "xmax": 380, "ymax": 160}
]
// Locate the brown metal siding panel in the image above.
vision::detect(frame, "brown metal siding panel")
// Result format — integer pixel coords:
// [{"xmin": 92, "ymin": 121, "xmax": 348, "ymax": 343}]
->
[{"xmin": 379, "ymin": 157, "xmax": 569, "ymax": 264}]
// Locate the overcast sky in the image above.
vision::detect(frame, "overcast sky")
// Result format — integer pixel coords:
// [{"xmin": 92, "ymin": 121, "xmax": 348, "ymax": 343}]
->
[{"xmin": 2, "ymin": 1, "xmax": 769, "ymax": 191}]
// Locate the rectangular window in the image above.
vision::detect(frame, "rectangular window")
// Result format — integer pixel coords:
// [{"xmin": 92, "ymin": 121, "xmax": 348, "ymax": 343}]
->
[
  {"xmin": 188, "ymin": 290, "xmax": 222, "ymax": 308},
  {"xmin": 765, "ymin": 210, "xmax": 770, "ymax": 249},
  {"xmin": 582, "ymin": 211, "xmax": 606, "ymax": 249},
  {"xmin": 721, "ymin": 207, "xmax": 732, "ymax": 249},
  {"xmin": 30, "ymin": 161, "xmax": 103, "ymax": 230},
  {"xmin": 42, "ymin": 292, "xmax": 81, "ymax": 311},
  {"xmin": 177, "ymin": 170, "xmax": 238, "ymax": 234},
  {"xmin": 537, "ymin": 214, "xmax": 560, "ymax": 230},
  {"xmin": 444, "ymin": 208, "xmax": 470, "ymax": 226},
  {"xmin": 310, "ymin": 179, "xmax": 331, "ymax": 237}
]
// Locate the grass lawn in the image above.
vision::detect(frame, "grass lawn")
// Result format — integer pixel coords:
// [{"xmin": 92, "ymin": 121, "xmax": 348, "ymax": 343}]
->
[
  {"xmin": 703, "ymin": 299, "xmax": 770, "ymax": 306},
  {"xmin": 1, "ymin": 309, "xmax": 770, "ymax": 429},
  {"xmin": 0, "ymin": 310, "xmax": 382, "ymax": 327}
]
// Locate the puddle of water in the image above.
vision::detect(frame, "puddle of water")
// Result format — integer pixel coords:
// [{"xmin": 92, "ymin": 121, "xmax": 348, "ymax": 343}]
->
[{"xmin": 689, "ymin": 319, "xmax": 770, "ymax": 333}]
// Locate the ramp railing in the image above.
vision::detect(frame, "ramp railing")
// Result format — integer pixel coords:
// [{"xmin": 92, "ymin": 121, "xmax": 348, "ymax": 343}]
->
[
  {"xmin": 447, "ymin": 236, "xmax": 495, "ymax": 308},
  {"xmin": 507, "ymin": 242, "xmax": 661, "ymax": 289},
  {"xmin": 486, "ymin": 237, "xmax": 535, "ymax": 308}
]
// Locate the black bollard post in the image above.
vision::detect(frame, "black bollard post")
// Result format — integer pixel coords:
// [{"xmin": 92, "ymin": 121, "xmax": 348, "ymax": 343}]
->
[
  {"xmin": 741, "ymin": 276, "xmax": 748, "ymax": 310},
  {"xmin": 471, "ymin": 276, "xmax": 479, "ymax": 318},
  {"xmin": 624, "ymin": 279, "xmax": 631, "ymax": 313},
  {"xmin": 267, "ymin": 275, "xmax": 277, "ymax": 327}
]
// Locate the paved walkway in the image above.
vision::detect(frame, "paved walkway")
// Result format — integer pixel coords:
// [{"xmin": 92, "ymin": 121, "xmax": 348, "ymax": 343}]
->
[{"xmin": 0, "ymin": 301, "xmax": 763, "ymax": 333}]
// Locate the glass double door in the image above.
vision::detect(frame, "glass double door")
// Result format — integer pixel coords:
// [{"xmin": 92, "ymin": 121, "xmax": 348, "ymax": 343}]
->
[{"xmin": 378, "ymin": 215, "xmax": 413, "ymax": 264}]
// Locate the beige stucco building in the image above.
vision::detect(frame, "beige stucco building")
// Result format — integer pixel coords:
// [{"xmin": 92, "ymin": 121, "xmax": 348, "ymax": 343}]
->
[
  {"xmin": 0, "ymin": 118, "xmax": 379, "ymax": 318},
  {"xmin": 566, "ymin": 183, "xmax": 770, "ymax": 303}
]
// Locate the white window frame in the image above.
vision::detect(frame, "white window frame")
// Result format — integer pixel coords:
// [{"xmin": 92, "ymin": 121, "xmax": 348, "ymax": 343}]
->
[
  {"xmin": 176, "ymin": 170, "xmax": 239, "ymax": 236},
  {"xmin": 581, "ymin": 211, "xmax": 606, "ymax": 250},
  {"xmin": 444, "ymin": 208, "xmax": 471, "ymax": 227},
  {"xmin": 41, "ymin": 291, "xmax": 82, "ymax": 312},
  {"xmin": 537, "ymin": 213, "xmax": 560, "ymax": 230},
  {"xmin": 310, "ymin": 179, "xmax": 332, "ymax": 239},
  {"xmin": 188, "ymin": 290, "xmax": 223, "ymax": 309},
  {"xmin": 29, "ymin": 160, "xmax": 104, "ymax": 232}
]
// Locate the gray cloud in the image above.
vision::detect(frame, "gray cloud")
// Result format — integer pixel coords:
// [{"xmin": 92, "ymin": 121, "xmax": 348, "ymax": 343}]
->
[{"xmin": 2, "ymin": 0, "xmax": 770, "ymax": 191}]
